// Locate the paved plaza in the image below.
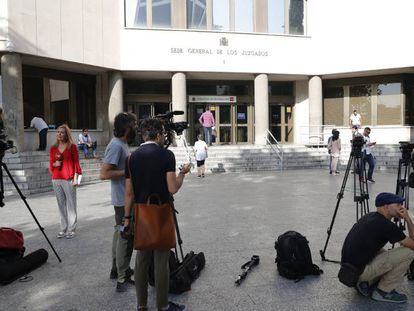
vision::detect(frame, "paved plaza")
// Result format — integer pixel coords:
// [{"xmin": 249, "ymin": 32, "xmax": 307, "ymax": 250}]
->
[{"xmin": 1, "ymin": 169, "xmax": 414, "ymax": 311}]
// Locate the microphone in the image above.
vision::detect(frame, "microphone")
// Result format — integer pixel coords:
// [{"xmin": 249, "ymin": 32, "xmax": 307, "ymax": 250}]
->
[{"xmin": 155, "ymin": 111, "xmax": 184, "ymax": 119}]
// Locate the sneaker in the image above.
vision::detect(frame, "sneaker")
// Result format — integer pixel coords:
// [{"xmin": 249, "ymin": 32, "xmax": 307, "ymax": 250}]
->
[
  {"xmin": 356, "ymin": 281, "xmax": 372, "ymax": 297},
  {"xmin": 66, "ymin": 231, "xmax": 75, "ymax": 239},
  {"xmin": 371, "ymin": 288, "xmax": 407, "ymax": 303},
  {"xmin": 116, "ymin": 281, "xmax": 130, "ymax": 293},
  {"xmin": 162, "ymin": 302, "xmax": 186, "ymax": 311},
  {"xmin": 57, "ymin": 231, "xmax": 66, "ymax": 239},
  {"xmin": 335, "ymin": 171, "xmax": 340, "ymax": 174},
  {"xmin": 367, "ymin": 179, "xmax": 376, "ymax": 183},
  {"xmin": 334, "ymin": 172, "xmax": 340, "ymax": 176},
  {"xmin": 201, "ymin": 174, "xmax": 205, "ymax": 178}
]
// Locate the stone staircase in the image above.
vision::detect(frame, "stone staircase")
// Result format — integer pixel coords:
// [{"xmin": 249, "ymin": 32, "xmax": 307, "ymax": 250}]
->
[{"xmin": 1, "ymin": 144, "xmax": 404, "ymax": 197}]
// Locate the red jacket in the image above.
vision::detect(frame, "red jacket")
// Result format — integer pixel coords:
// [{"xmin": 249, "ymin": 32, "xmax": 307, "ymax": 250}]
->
[{"xmin": 49, "ymin": 144, "xmax": 82, "ymax": 180}]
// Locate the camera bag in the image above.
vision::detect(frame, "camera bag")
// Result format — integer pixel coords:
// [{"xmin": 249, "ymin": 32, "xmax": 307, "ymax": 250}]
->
[
  {"xmin": 148, "ymin": 202, "xmax": 205, "ymax": 294},
  {"xmin": 275, "ymin": 231, "xmax": 323, "ymax": 281}
]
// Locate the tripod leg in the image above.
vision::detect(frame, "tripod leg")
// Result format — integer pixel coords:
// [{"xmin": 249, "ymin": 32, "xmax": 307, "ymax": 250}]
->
[
  {"xmin": 2, "ymin": 163, "xmax": 62, "ymax": 262},
  {"xmin": 320, "ymin": 153, "xmax": 353, "ymax": 262},
  {"xmin": 171, "ymin": 202, "xmax": 184, "ymax": 260}
]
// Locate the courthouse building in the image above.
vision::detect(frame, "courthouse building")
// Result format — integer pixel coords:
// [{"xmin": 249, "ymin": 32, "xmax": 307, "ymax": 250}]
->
[{"xmin": 0, "ymin": 0, "xmax": 414, "ymax": 151}]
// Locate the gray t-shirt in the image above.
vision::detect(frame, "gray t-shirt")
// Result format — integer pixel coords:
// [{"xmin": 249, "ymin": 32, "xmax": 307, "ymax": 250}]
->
[{"xmin": 103, "ymin": 138, "xmax": 129, "ymax": 206}]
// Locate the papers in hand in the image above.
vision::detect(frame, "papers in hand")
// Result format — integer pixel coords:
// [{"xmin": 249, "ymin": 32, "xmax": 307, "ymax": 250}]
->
[{"xmin": 77, "ymin": 175, "xmax": 82, "ymax": 185}]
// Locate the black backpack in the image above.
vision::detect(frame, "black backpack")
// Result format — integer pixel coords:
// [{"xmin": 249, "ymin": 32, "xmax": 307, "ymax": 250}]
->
[{"xmin": 274, "ymin": 231, "xmax": 323, "ymax": 281}]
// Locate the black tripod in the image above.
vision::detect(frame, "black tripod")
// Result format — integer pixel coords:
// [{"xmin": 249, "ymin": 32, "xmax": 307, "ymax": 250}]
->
[
  {"xmin": 0, "ymin": 161, "xmax": 62, "ymax": 262},
  {"xmin": 320, "ymin": 140, "xmax": 370, "ymax": 263}
]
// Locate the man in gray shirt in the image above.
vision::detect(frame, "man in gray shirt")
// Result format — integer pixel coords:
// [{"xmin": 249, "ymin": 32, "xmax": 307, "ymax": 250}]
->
[{"xmin": 100, "ymin": 112, "xmax": 137, "ymax": 292}]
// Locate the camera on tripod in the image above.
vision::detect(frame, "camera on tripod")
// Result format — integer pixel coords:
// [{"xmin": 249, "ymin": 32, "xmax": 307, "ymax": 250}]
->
[
  {"xmin": 351, "ymin": 135, "xmax": 364, "ymax": 155},
  {"xmin": 154, "ymin": 110, "xmax": 189, "ymax": 148},
  {"xmin": 398, "ymin": 141, "xmax": 414, "ymax": 162}
]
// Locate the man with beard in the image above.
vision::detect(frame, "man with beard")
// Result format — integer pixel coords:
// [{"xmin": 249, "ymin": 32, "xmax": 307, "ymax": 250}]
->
[{"xmin": 100, "ymin": 112, "xmax": 137, "ymax": 292}]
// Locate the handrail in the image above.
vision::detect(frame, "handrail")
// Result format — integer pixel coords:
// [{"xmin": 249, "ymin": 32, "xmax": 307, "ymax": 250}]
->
[{"xmin": 265, "ymin": 129, "xmax": 283, "ymax": 171}]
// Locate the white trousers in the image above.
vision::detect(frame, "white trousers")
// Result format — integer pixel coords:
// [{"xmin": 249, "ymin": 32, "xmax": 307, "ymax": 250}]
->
[{"xmin": 52, "ymin": 179, "xmax": 77, "ymax": 232}]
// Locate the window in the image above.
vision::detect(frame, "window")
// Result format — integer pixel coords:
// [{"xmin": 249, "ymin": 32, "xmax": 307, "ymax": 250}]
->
[
  {"xmin": 124, "ymin": 80, "xmax": 171, "ymax": 94},
  {"xmin": 187, "ymin": 0, "xmax": 207, "ymax": 29},
  {"xmin": 125, "ymin": 0, "xmax": 147, "ymax": 27},
  {"xmin": 350, "ymin": 85, "xmax": 372, "ymax": 125},
  {"xmin": 212, "ymin": 0, "xmax": 229, "ymax": 31},
  {"xmin": 289, "ymin": 0, "xmax": 305, "ymax": 35},
  {"xmin": 377, "ymin": 83, "xmax": 402, "ymax": 125},
  {"xmin": 268, "ymin": 0, "xmax": 285, "ymax": 34},
  {"xmin": 269, "ymin": 82, "xmax": 293, "ymax": 96},
  {"xmin": 152, "ymin": 0, "xmax": 171, "ymax": 28},
  {"xmin": 323, "ymin": 87, "xmax": 344, "ymax": 126},
  {"xmin": 234, "ymin": 0, "xmax": 253, "ymax": 32}
]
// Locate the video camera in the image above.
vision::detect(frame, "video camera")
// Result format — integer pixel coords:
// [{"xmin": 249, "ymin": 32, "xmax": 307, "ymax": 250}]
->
[
  {"xmin": 398, "ymin": 141, "xmax": 414, "ymax": 162},
  {"xmin": 154, "ymin": 110, "xmax": 189, "ymax": 148},
  {"xmin": 351, "ymin": 134, "xmax": 365, "ymax": 155}
]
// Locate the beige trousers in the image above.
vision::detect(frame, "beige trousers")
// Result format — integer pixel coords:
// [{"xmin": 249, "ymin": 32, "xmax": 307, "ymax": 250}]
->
[{"xmin": 358, "ymin": 246, "xmax": 414, "ymax": 292}]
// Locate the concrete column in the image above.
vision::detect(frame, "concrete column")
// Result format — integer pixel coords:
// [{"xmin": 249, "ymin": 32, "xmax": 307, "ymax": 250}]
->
[
  {"xmin": 293, "ymin": 80, "xmax": 309, "ymax": 144},
  {"xmin": 254, "ymin": 0, "xmax": 268, "ymax": 32},
  {"xmin": 308, "ymin": 76, "xmax": 323, "ymax": 144},
  {"xmin": 108, "ymin": 71, "xmax": 123, "ymax": 139},
  {"xmin": 254, "ymin": 74, "xmax": 269, "ymax": 145},
  {"xmin": 171, "ymin": 72, "xmax": 187, "ymax": 122},
  {"xmin": 1, "ymin": 53, "xmax": 24, "ymax": 151}
]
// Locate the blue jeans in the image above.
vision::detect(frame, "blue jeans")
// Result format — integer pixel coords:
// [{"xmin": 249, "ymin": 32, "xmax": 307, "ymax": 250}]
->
[
  {"xmin": 203, "ymin": 127, "xmax": 212, "ymax": 145},
  {"xmin": 363, "ymin": 152, "xmax": 375, "ymax": 180},
  {"xmin": 78, "ymin": 142, "xmax": 96, "ymax": 158}
]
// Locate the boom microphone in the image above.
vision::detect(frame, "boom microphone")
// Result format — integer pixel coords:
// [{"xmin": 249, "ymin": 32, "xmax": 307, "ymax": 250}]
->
[{"xmin": 156, "ymin": 111, "xmax": 184, "ymax": 119}]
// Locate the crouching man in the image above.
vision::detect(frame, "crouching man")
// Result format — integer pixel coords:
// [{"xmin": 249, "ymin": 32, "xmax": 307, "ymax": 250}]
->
[{"xmin": 341, "ymin": 192, "xmax": 414, "ymax": 303}]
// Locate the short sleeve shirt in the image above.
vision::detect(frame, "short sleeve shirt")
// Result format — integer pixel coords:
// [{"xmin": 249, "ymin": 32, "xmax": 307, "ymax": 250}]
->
[
  {"xmin": 103, "ymin": 138, "xmax": 129, "ymax": 206},
  {"xmin": 350, "ymin": 114, "xmax": 361, "ymax": 126},
  {"xmin": 194, "ymin": 140, "xmax": 208, "ymax": 161},
  {"xmin": 341, "ymin": 212, "xmax": 406, "ymax": 269},
  {"xmin": 125, "ymin": 143, "xmax": 176, "ymax": 204}
]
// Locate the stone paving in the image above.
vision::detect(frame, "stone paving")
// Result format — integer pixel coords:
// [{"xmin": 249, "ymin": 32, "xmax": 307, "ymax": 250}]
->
[{"xmin": 1, "ymin": 169, "xmax": 414, "ymax": 311}]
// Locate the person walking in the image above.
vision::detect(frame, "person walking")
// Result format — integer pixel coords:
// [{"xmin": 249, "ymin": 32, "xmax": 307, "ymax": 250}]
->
[
  {"xmin": 49, "ymin": 125, "xmax": 81, "ymax": 239},
  {"xmin": 30, "ymin": 116, "xmax": 48, "ymax": 150},
  {"xmin": 198, "ymin": 106, "xmax": 215, "ymax": 146},
  {"xmin": 100, "ymin": 112, "xmax": 137, "ymax": 292},
  {"xmin": 193, "ymin": 134, "xmax": 208, "ymax": 177},
  {"xmin": 328, "ymin": 130, "xmax": 341, "ymax": 175},
  {"xmin": 362, "ymin": 127, "xmax": 376, "ymax": 183},
  {"xmin": 124, "ymin": 118, "xmax": 190, "ymax": 311}
]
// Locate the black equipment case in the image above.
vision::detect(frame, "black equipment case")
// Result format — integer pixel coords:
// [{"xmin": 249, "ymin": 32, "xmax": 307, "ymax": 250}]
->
[{"xmin": 149, "ymin": 204, "xmax": 205, "ymax": 294}]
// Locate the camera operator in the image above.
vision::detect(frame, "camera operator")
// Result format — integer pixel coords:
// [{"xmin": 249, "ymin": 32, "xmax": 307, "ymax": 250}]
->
[
  {"xmin": 124, "ymin": 118, "xmax": 190, "ymax": 311},
  {"xmin": 341, "ymin": 192, "xmax": 414, "ymax": 303},
  {"xmin": 100, "ymin": 112, "xmax": 136, "ymax": 292},
  {"xmin": 362, "ymin": 127, "xmax": 376, "ymax": 183}
]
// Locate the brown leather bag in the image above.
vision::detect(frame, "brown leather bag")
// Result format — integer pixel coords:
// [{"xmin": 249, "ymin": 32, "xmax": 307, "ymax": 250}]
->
[{"xmin": 133, "ymin": 194, "xmax": 176, "ymax": 250}]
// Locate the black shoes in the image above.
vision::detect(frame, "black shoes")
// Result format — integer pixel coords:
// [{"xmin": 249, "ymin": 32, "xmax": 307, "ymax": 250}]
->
[{"xmin": 110, "ymin": 267, "xmax": 134, "ymax": 280}]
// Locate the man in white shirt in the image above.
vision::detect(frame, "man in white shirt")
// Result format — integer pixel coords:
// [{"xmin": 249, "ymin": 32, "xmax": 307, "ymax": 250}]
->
[
  {"xmin": 350, "ymin": 110, "xmax": 362, "ymax": 129},
  {"xmin": 30, "ymin": 117, "xmax": 48, "ymax": 150},
  {"xmin": 363, "ymin": 127, "xmax": 376, "ymax": 183}
]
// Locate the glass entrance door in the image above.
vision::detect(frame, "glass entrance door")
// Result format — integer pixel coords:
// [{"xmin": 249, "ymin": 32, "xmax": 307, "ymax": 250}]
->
[
  {"xmin": 191, "ymin": 103, "xmax": 252, "ymax": 144},
  {"xmin": 269, "ymin": 104, "xmax": 293, "ymax": 143}
]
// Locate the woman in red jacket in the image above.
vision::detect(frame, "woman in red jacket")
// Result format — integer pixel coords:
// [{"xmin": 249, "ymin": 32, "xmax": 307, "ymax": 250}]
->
[{"xmin": 49, "ymin": 125, "xmax": 82, "ymax": 239}]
